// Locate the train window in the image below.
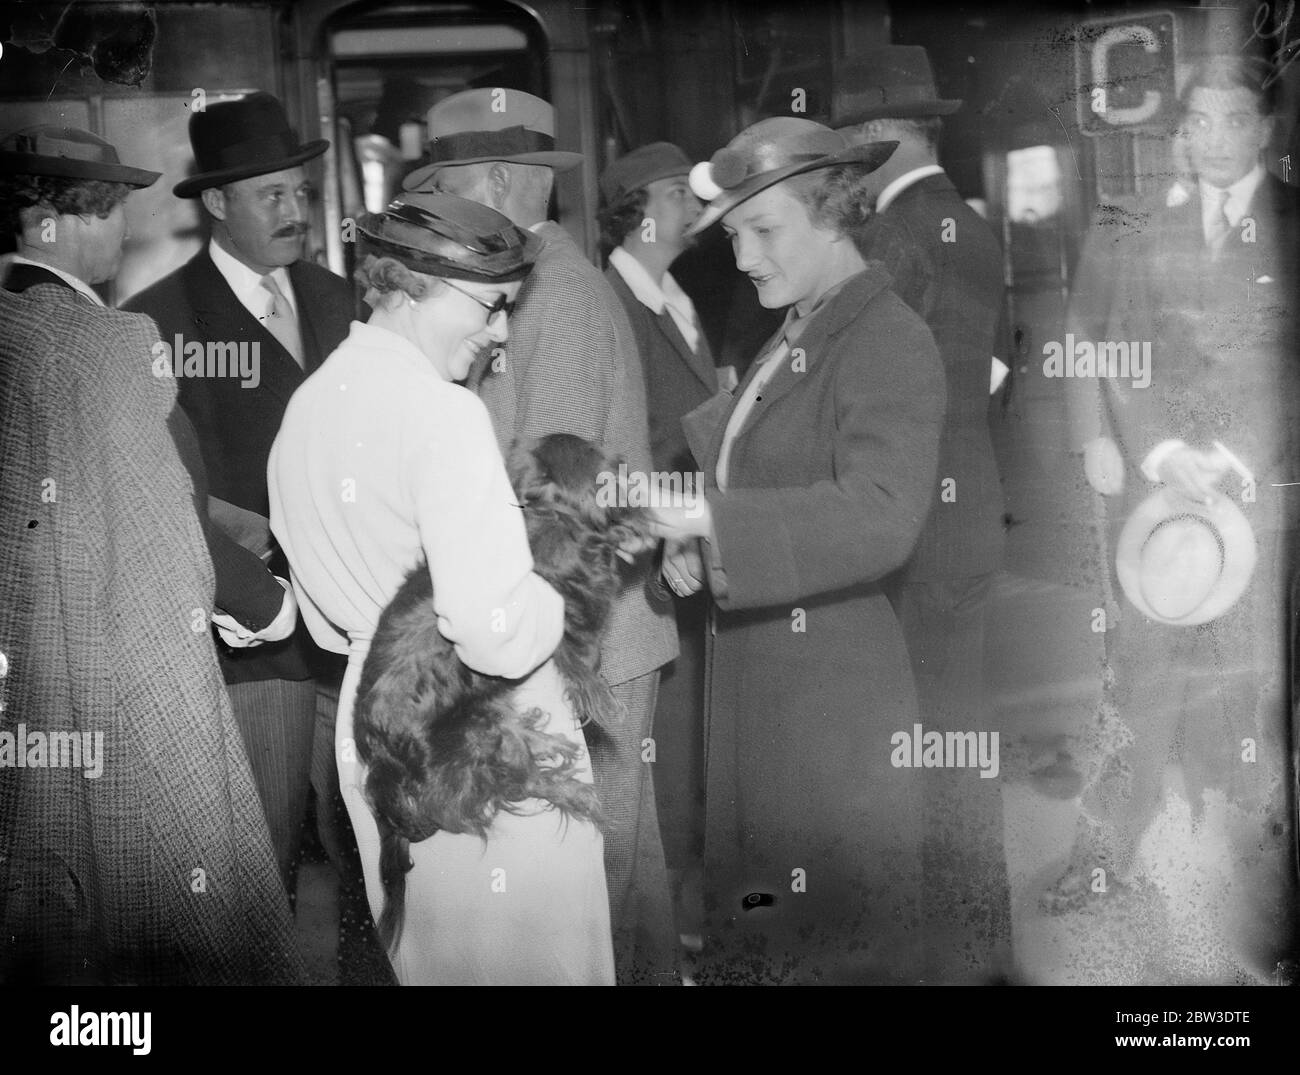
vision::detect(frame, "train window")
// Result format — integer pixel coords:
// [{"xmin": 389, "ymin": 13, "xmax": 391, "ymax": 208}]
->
[
  {"xmin": 1006, "ymin": 145, "xmax": 1063, "ymax": 225},
  {"xmin": 321, "ymin": 1, "xmax": 550, "ymax": 277}
]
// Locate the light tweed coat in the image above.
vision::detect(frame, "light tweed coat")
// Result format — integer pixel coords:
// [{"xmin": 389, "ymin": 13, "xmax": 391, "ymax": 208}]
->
[
  {"xmin": 467, "ymin": 221, "xmax": 679, "ymax": 982},
  {"xmin": 0, "ymin": 283, "xmax": 304, "ymax": 984},
  {"xmin": 470, "ymin": 222, "xmax": 678, "ymax": 686}
]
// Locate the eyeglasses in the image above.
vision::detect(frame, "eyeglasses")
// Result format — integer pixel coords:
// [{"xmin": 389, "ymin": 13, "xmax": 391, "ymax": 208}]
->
[{"xmin": 443, "ymin": 279, "xmax": 516, "ymax": 320}]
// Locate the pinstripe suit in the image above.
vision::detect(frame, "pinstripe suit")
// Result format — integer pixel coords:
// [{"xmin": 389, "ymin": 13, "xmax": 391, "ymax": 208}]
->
[{"xmin": 468, "ymin": 221, "xmax": 679, "ymax": 983}]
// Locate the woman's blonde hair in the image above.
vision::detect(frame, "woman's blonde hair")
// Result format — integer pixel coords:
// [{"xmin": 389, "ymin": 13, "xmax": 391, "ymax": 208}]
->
[
  {"xmin": 353, "ymin": 254, "xmax": 445, "ymax": 309},
  {"xmin": 783, "ymin": 164, "xmax": 877, "ymax": 238}
]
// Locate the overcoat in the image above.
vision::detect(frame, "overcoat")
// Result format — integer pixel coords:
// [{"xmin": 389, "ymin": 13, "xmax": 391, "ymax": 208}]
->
[
  {"xmin": 0, "ymin": 283, "xmax": 303, "ymax": 983},
  {"xmin": 123, "ymin": 249, "xmax": 355, "ymax": 684},
  {"xmin": 682, "ymin": 264, "xmax": 946, "ymax": 984}
]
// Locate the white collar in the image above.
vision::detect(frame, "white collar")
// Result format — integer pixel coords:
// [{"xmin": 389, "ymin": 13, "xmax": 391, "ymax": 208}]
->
[
  {"xmin": 1198, "ymin": 164, "xmax": 1265, "ymax": 225},
  {"xmin": 4, "ymin": 253, "xmax": 104, "ymax": 306},
  {"xmin": 875, "ymin": 164, "xmax": 946, "ymax": 213},
  {"xmin": 608, "ymin": 247, "xmax": 692, "ymax": 316},
  {"xmin": 208, "ymin": 237, "xmax": 295, "ymax": 315}
]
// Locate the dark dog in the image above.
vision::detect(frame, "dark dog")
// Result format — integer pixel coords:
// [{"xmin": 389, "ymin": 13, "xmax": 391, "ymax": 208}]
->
[{"xmin": 352, "ymin": 433, "xmax": 647, "ymax": 952}]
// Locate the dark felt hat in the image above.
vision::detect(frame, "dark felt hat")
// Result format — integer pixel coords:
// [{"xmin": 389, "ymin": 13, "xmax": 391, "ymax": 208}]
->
[
  {"xmin": 831, "ymin": 46, "xmax": 963, "ymax": 127},
  {"xmin": 600, "ymin": 142, "xmax": 693, "ymax": 206},
  {"xmin": 686, "ymin": 118, "xmax": 896, "ymax": 234},
  {"xmin": 357, "ymin": 191, "xmax": 538, "ymax": 283},
  {"xmin": 174, "ymin": 92, "xmax": 329, "ymax": 198},
  {"xmin": 0, "ymin": 126, "xmax": 159, "ymax": 187}
]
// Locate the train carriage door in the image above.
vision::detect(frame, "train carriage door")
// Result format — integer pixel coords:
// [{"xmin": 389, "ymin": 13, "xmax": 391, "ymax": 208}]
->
[{"xmin": 295, "ymin": 0, "xmax": 595, "ymax": 281}]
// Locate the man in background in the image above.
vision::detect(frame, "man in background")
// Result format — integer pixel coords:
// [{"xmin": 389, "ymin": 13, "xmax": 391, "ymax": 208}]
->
[
  {"xmin": 403, "ymin": 89, "xmax": 680, "ymax": 984},
  {"xmin": 835, "ymin": 45, "xmax": 1012, "ymax": 983}
]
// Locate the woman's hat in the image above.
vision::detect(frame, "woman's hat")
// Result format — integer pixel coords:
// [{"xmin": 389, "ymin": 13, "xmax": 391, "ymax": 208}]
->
[
  {"xmin": 831, "ymin": 46, "xmax": 964, "ymax": 127},
  {"xmin": 401, "ymin": 89, "xmax": 583, "ymax": 191},
  {"xmin": 685, "ymin": 118, "xmax": 896, "ymax": 235},
  {"xmin": 1116, "ymin": 487, "xmax": 1257, "ymax": 626},
  {"xmin": 174, "ymin": 92, "xmax": 329, "ymax": 198},
  {"xmin": 0, "ymin": 126, "xmax": 160, "ymax": 187},
  {"xmin": 600, "ymin": 142, "xmax": 693, "ymax": 206},
  {"xmin": 356, "ymin": 191, "xmax": 538, "ymax": 283}
]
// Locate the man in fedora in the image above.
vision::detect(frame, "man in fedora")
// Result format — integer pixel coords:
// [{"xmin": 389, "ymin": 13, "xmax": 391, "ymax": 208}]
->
[
  {"xmin": 598, "ymin": 142, "xmax": 717, "ymax": 957},
  {"xmin": 0, "ymin": 127, "xmax": 302, "ymax": 982},
  {"xmin": 124, "ymin": 92, "xmax": 356, "ymax": 893},
  {"xmin": 1053, "ymin": 57, "xmax": 1298, "ymax": 958},
  {"xmin": 403, "ymin": 89, "xmax": 680, "ymax": 985},
  {"xmin": 834, "ymin": 45, "xmax": 1012, "ymax": 982}
]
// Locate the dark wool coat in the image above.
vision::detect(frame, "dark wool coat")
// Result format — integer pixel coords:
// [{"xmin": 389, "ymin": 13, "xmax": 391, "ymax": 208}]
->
[
  {"xmin": 0, "ymin": 283, "xmax": 304, "ymax": 984},
  {"xmin": 861, "ymin": 172, "xmax": 1006, "ymax": 581},
  {"xmin": 682, "ymin": 265, "xmax": 947, "ymax": 984},
  {"xmin": 123, "ymin": 249, "xmax": 355, "ymax": 684}
]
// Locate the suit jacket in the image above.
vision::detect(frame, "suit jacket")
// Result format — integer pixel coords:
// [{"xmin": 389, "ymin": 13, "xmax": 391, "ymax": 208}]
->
[
  {"xmin": 124, "ymin": 248, "xmax": 355, "ymax": 683},
  {"xmin": 604, "ymin": 265, "xmax": 718, "ymax": 476},
  {"xmin": 1065, "ymin": 173, "xmax": 1300, "ymax": 525},
  {"xmin": 468, "ymin": 222, "xmax": 677, "ymax": 686},
  {"xmin": 680, "ymin": 265, "xmax": 946, "ymax": 982},
  {"xmin": 0, "ymin": 282, "xmax": 303, "ymax": 983},
  {"xmin": 861, "ymin": 172, "xmax": 1006, "ymax": 580}
]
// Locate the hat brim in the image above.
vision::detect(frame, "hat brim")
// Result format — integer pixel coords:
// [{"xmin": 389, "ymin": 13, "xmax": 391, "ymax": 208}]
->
[
  {"xmin": 685, "ymin": 140, "xmax": 898, "ymax": 236},
  {"xmin": 0, "ymin": 151, "xmax": 160, "ymax": 188},
  {"xmin": 402, "ymin": 151, "xmax": 584, "ymax": 191},
  {"xmin": 173, "ymin": 140, "xmax": 330, "ymax": 198},
  {"xmin": 1116, "ymin": 487, "xmax": 1257, "ymax": 626},
  {"xmin": 833, "ymin": 98, "xmax": 963, "ymax": 127}
]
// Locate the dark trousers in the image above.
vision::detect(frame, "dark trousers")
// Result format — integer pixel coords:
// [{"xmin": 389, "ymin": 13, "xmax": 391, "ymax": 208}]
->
[
  {"xmin": 227, "ymin": 677, "xmax": 316, "ymax": 891},
  {"xmin": 590, "ymin": 671, "xmax": 679, "ymax": 985},
  {"xmin": 893, "ymin": 573, "xmax": 1013, "ymax": 983}
]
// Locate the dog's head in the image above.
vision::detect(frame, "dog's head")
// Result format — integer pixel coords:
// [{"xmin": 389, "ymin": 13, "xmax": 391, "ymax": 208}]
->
[{"xmin": 506, "ymin": 434, "xmax": 649, "ymax": 562}]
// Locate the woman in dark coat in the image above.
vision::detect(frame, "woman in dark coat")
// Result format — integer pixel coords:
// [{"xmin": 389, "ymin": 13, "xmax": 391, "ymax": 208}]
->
[{"xmin": 650, "ymin": 118, "xmax": 947, "ymax": 984}]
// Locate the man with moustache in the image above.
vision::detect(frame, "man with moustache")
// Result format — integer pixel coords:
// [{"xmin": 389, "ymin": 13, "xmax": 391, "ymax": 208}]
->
[
  {"xmin": 1055, "ymin": 57, "xmax": 1297, "ymax": 969},
  {"xmin": 598, "ymin": 143, "xmax": 718, "ymax": 955},
  {"xmin": 834, "ymin": 46, "xmax": 1011, "ymax": 983},
  {"xmin": 403, "ymin": 89, "xmax": 680, "ymax": 984},
  {"xmin": 0, "ymin": 126, "xmax": 302, "ymax": 983},
  {"xmin": 125, "ymin": 92, "xmax": 355, "ymax": 892}
]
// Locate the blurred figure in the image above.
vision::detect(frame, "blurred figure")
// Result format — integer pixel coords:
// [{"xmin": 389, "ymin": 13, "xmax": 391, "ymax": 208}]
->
[
  {"xmin": 598, "ymin": 142, "xmax": 717, "ymax": 957},
  {"xmin": 835, "ymin": 44, "xmax": 1012, "ymax": 983},
  {"xmin": 402, "ymin": 89, "xmax": 679, "ymax": 984},
  {"xmin": 0, "ymin": 126, "xmax": 302, "ymax": 984},
  {"xmin": 1054, "ymin": 56, "xmax": 1298, "ymax": 978}
]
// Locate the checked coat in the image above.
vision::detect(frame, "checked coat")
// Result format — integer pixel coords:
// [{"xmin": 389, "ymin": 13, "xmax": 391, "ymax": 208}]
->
[{"xmin": 0, "ymin": 282, "xmax": 304, "ymax": 984}]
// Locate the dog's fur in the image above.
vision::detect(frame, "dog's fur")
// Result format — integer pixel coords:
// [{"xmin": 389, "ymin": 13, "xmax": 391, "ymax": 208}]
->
[{"xmin": 352, "ymin": 433, "xmax": 646, "ymax": 952}]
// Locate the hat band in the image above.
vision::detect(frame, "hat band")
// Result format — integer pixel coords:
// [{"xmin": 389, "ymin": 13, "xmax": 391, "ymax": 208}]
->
[
  {"xmin": 837, "ymin": 84, "xmax": 944, "ymax": 112},
  {"xmin": 207, "ymin": 129, "xmax": 304, "ymax": 171},
  {"xmin": 429, "ymin": 126, "xmax": 555, "ymax": 164},
  {"xmin": 13, "ymin": 131, "xmax": 121, "ymax": 166},
  {"xmin": 385, "ymin": 200, "xmax": 526, "ymax": 257}
]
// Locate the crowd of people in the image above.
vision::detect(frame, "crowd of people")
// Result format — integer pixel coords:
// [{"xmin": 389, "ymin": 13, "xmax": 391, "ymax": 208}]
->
[{"xmin": 0, "ymin": 41, "xmax": 1294, "ymax": 985}]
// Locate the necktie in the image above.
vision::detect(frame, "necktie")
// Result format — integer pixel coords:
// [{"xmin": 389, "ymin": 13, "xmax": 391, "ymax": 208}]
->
[
  {"xmin": 260, "ymin": 274, "xmax": 304, "ymax": 367},
  {"xmin": 1205, "ymin": 187, "xmax": 1232, "ymax": 259}
]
